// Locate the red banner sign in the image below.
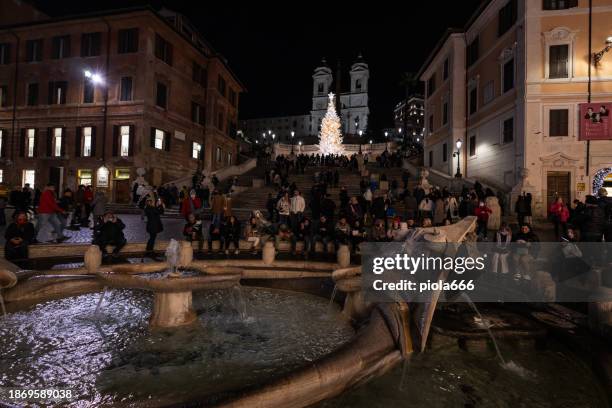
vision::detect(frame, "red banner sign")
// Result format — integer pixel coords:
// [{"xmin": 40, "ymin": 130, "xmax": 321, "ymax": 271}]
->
[{"xmin": 579, "ymin": 103, "xmax": 612, "ymax": 141}]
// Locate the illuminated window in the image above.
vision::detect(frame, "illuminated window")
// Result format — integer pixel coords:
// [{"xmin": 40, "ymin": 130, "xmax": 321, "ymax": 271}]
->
[
  {"xmin": 22, "ymin": 169, "xmax": 35, "ymax": 187},
  {"xmin": 227, "ymin": 152, "xmax": 232, "ymax": 166},
  {"xmin": 154, "ymin": 128, "xmax": 164, "ymax": 150},
  {"xmin": 53, "ymin": 127, "xmax": 62, "ymax": 157},
  {"xmin": 83, "ymin": 127, "xmax": 92, "ymax": 157},
  {"xmin": 120, "ymin": 126, "xmax": 130, "ymax": 157},
  {"xmin": 0, "ymin": 169, "xmax": 3, "ymax": 183},
  {"xmin": 192, "ymin": 142, "xmax": 202, "ymax": 159},
  {"xmin": 216, "ymin": 146, "xmax": 222, "ymax": 162},
  {"xmin": 27, "ymin": 129, "xmax": 35, "ymax": 157},
  {"xmin": 77, "ymin": 169, "xmax": 92, "ymax": 186},
  {"xmin": 0, "ymin": 129, "xmax": 3, "ymax": 157}
]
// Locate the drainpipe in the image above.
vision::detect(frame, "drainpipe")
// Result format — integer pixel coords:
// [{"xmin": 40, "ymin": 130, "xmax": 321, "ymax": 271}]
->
[
  {"xmin": 9, "ymin": 31, "xmax": 20, "ymax": 169},
  {"xmin": 101, "ymin": 18, "xmax": 111, "ymax": 163},
  {"xmin": 586, "ymin": 0, "xmax": 592, "ymax": 178}
]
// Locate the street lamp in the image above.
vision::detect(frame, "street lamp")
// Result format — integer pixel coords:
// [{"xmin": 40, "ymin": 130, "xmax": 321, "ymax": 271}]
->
[
  {"xmin": 593, "ymin": 36, "xmax": 612, "ymax": 65},
  {"xmin": 290, "ymin": 131, "xmax": 295, "ymax": 153},
  {"xmin": 453, "ymin": 139, "xmax": 463, "ymax": 178}
]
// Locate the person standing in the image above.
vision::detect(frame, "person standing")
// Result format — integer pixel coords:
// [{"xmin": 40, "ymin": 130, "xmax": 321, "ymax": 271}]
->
[
  {"xmin": 91, "ymin": 191, "xmax": 108, "ymax": 228},
  {"xmin": 144, "ymin": 198, "xmax": 164, "ymax": 255},
  {"xmin": 210, "ymin": 191, "xmax": 226, "ymax": 227},
  {"xmin": 474, "ymin": 201, "xmax": 492, "ymax": 239},
  {"xmin": 549, "ymin": 196, "xmax": 570, "ymax": 241},
  {"xmin": 276, "ymin": 192, "xmax": 291, "ymax": 226},
  {"xmin": 290, "ymin": 190, "xmax": 305, "ymax": 229},
  {"xmin": 181, "ymin": 189, "xmax": 202, "ymax": 220},
  {"xmin": 37, "ymin": 184, "xmax": 67, "ymax": 243}
]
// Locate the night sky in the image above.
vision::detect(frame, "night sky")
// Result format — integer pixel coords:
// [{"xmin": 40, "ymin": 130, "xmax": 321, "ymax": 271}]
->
[{"xmin": 32, "ymin": 1, "xmax": 482, "ymax": 132}]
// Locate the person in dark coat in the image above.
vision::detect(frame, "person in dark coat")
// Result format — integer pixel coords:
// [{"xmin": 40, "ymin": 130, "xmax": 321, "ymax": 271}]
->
[
  {"xmin": 93, "ymin": 211, "xmax": 126, "ymax": 257},
  {"xmin": 4, "ymin": 212, "xmax": 36, "ymax": 260},
  {"xmin": 223, "ymin": 215, "xmax": 241, "ymax": 255},
  {"xmin": 144, "ymin": 199, "xmax": 164, "ymax": 253},
  {"xmin": 577, "ymin": 195, "xmax": 606, "ymax": 242}
]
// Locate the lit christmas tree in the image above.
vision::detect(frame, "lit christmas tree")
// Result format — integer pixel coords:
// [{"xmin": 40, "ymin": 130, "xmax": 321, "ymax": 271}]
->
[{"xmin": 318, "ymin": 92, "xmax": 344, "ymax": 155}]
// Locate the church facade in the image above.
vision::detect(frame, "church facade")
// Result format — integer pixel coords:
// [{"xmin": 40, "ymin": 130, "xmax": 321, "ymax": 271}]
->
[{"xmin": 240, "ymin": 55, "xmax": 370, "ymax": 144}]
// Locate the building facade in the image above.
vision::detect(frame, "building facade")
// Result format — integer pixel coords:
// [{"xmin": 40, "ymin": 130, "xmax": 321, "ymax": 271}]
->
[
  {"xmin": 0, "ymin": 5, "xmax": 244, "ymax": 202},
  {"xmin": 419, "ymin": 0, "xmax": 612, "ymax": 216},
  {"xmin": 241, "ymin": 55, "xmax": 370, "ymax": 144},
  {"xmin": 393, "ymin": 95, "xmax": 425, "ymax": 143}
]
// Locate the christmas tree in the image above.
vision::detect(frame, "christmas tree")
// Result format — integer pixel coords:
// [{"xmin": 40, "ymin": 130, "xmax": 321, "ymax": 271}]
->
[{"xmin": 318, "ymin": 92, "xmax": 344, "ymax": 155}]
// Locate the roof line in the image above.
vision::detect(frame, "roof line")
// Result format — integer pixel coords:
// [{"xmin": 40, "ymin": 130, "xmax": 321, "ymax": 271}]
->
[{"xmin": 0, "ymin": 4, "xmax": 247, "ymax": 92}]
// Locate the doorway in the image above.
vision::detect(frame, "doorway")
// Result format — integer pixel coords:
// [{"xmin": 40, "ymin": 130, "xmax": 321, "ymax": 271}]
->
[
  {"xmin": 114, "ymin": 179, "xmax": 131, "ymax": 204},
  {"xmin": 546, "ymin": 171, "xmax": 570, "ymax": 209},
  {"xmin": 49, "ymin": 167, "xmax": 63, "ymax": 192}
]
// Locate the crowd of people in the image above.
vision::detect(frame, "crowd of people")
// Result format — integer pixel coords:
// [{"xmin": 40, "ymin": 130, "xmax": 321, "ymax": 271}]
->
[{"xmin": 3, "ymin": 151, "xmax": 612, "ymax": 266}]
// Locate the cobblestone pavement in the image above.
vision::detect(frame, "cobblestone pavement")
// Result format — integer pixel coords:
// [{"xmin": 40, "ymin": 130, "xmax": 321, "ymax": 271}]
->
[{"xmin": 0, "ymin": 213, "xmax": 188, "ymax": 246}]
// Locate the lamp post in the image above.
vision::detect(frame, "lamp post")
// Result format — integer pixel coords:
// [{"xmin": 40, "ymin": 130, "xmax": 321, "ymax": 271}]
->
[
  {"xmin": 453, "ymin": 139, "xmax": 463, "ymax": 178},
  {"xmin": 358, "ymin": 130, "xmax": 363, "ymax": 153},
  {"xmin": 298, "ymin": 140, "xmax": 302, "ymax": 153},
  {"xmin": 384, "ymin": 131, "xmax": 389, "ymax": 152},
  {"xmin": 84, "ymin": 70, "xmax": 108, "ymax": 185},
  {"xmin": 290, "ymin": 130, "xmax": 295, "ymax": 153},
  {"xmin": 593, "ymin": 36, "xmax": 612, "ymax": 65}
]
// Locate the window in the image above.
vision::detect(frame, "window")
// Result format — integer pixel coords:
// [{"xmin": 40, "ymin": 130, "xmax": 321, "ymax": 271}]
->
[
  {"xmin": 26, "ymin": 39, "xmax": 43, "ymax": 62},
  {"xmin": 0, "ymin": 129, "xmax": 3, "ymax": 158},
  {"xmin": 120, "ymin": 126, "xmax": 130, "ymax": 157},
  {"xmin": 120, "ymin": 77, "xmax": 133, "ymax": 101},
  {"xmin": 154, "ymin": 34, "xmax": 173, "ymax": 65},
  {"xmin": 191, "ymin": 102, "xmax": 204, "ymax": 125},
  {"xmin": 52, "ymin": 127, "xmax": 63, "ymax": 157},
  {"xmin": 51, "ymin": 35, "xmax": 70, "ymax": 59},
  {"xmin": 502, "ymin": 58, "xmax": 515, "ymax": 93},
  {"xmin": 469, "ymin": 87, "xmax": 478, "ymax": 115},
  {"xmin": 22, "ymin": 170, "xmax": 35, "ymax": 187},
  {"xmin": 216, "ymin": 147, "xmax": 222, "ymax": 162},
  {"xmin": 483, "ymin": 80, "xmax": 495, "ymax": 105},
  {"xmin": 427, "ymin": 75, "xmax": 436, "ymax": 97},
  {"xmin": 469, "ymin": 135, "xmax": 476, "ymax": 156},
  {"xmin": 502, "ymin": 117, "xmax": 514, "ymax": 143},
  {"xmin": 467, "ymin": 36, "xmax": 479, "ymax": 67},
  {"xmin": 227, "ymin": 152, "xmax": 232, "ymax": 166},
  {"xmin": 317, "ymin": 83, "xmax": 324, "ymax": 94},
  {"xmin": 229, "ymin": 89, "xmax": 237, "ymax": 107},
  {"xmin": 442, "ymin": 102, "xmax": 448, "ymax": 125},
  {"xmin": 0, "ymin": 85, "xmax": 7, "ymax": 107},
  {"xmin": 498, "ymin": 0, "xmax": 517, "ymax": 37},
  {"xmin": 549, "ymin": 109, "xmax": 569, "ymax": 137},
  {"xmin": 0, "ymin": 43, "xmax": 10, "ymax": 64},
  {"xmin": 428, "ymin": 114, "xmax": 434, "ymax": 134},
  {"xmin": 355, "ymin": 78, "xmax": 362, "ymax": 90},
  {"xmin": 83, "ymin": 80, "xmax": 94, "ymax": 103},
  {"xmin": 154, "ymin": 128, "xmax": 164, "ymax": 150},
  {"xmin": 156, "ymin": 82, "xmax": 167, "ymax": 108},
  {"xmin": 429, "ymin": 150, "xmax": 433, "ymax": 167},
  {"xmin": 81, "ymin": 32, "xmax": 101, "ymax": 57},
  {"xmin": 0, "ymin": 169, "xmax": 2, "ymax": 183},
  {"xmin": 443, "ymin": 58, "xmax": 449, "ymax": 80},
  {"xmin": 192, "ymin": 142, "xmax": 202, "ymax": 159},
  {"xmin": 82, "ymin": 126, "xmax": 93, "ymax": 157},
  {"xmin": 192, "ymin": 62, "xmax": 207, "ymax": 87},
  {"xmin": 217, "ymin": 112, "xmax": 224, "ymax": 131},
  {"xmin": 543, "ymin": 0, "xmax": 577, "ymax": 10},
  {"xmin": 27, "ymin": 83, "xmax": 39, "ymax": 106},
  {"xmin": 77, "ymin": 169, "xmax": 92, "ymax": 186},
  {"xmin": 549, "ymin": 44, "xmax": 569, "ymax": 79},
  {"xmin": 48, "ymin": 81, "xmax": 67, "ymax": 105},
  {"xmin": 118, "ymin": 28, "xmax": 138, "ymax": 53},
  {"xmin": 218, "ymin": 75, "xmax": 226, "ymax": 96},
  {"xmin": 442, "ymin": 143, "xmax": 448, "ymax": 162},
  {"xmin": 26, "ymin": 128, "xmax": 36, "ymax": 157}
]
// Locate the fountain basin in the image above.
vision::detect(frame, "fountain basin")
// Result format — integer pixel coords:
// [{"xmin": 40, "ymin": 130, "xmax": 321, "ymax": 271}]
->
[{"xmin": 96, "ymin": 272, "xmax": 241, "ymax": 328}]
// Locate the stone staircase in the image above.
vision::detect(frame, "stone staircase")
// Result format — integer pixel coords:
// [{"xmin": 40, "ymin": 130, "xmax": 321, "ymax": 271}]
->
[{"xmin": 230, "ymin": 164, "xmax": 419, "ymax": 220}]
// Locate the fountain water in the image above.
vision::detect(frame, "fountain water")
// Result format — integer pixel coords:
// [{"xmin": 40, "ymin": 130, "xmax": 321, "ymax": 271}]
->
[
  {"xmin": 165, "ymin": 239, "xmax": 180, "ymax": 274},
  {"xmin": 329, "ymin": 284, "xmax": 338, "ymax": 306},
  {"xmin": 231, "ymin": 285, "xmax": 248, "ymax": 320}
]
